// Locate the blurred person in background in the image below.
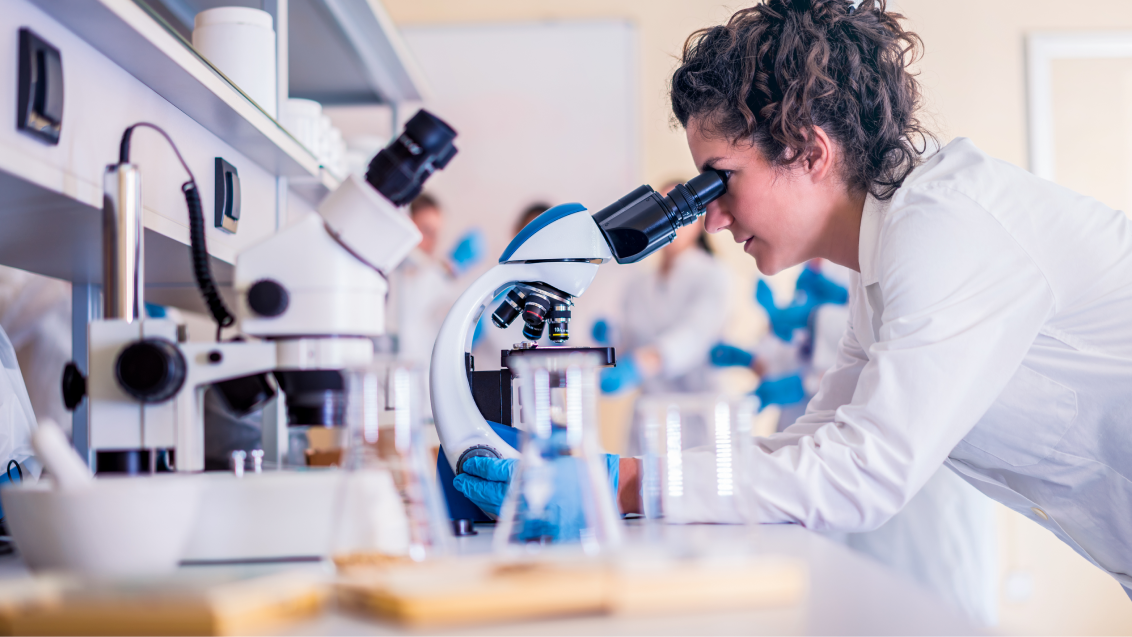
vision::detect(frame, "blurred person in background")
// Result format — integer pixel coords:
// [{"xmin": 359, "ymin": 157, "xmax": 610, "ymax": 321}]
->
[
  {"xmin": 712, "ymin": 259, "xmax": 851, "ymax": 430},
  {"xmin": 0, "ymin": 266, "xmax": 71, "ymax": 437},
  {"xmin": 596, "ymin": 180, "xmax": 732, "ymax": 452},
  {"xmin": 388, "ymin": 193, "xmax": 484, "ymax": 414}
]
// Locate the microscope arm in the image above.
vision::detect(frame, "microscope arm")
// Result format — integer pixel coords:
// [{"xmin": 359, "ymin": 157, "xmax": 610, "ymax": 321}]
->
[
  {"xmin": 431, "ymin": 260, "xmax": 602, "ymax": 473},
  {"xmin": 174, "ymin": 341, "xmax": 276, "ymax": 472}
]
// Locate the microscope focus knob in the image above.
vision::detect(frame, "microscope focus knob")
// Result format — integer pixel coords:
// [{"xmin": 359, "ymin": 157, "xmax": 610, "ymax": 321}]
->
[
  {"xmin": 247, "ymin": 279, "xmax": 289, "ymax": 317},
  {"xmin": 115, "ymin": 338, "xmax": 187, "ymax": 403}
]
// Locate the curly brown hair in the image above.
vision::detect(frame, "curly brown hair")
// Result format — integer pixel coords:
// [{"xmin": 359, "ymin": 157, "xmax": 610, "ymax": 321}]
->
[{"xmin": 671, "ymin": 0, "xmax": 932, "ymax": 200}]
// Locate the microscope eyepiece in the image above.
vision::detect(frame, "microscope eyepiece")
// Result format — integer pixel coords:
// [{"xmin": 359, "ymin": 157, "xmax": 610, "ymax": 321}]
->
[
  {"xmin": 591, "ymin": 170, "xmax": 729, "ymax": 264},
  {"xmin": 365, "ymin": 109, "xmax": 458, "ymax": 206}
]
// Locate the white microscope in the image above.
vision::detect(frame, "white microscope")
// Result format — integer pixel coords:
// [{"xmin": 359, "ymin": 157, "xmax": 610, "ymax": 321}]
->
[
  {"xmin": 430, "ymin": 170, "xmax": 728, "ymax": 480},
  {"xmin": 65, "ymin": 110, "xmax": 453, "ymax": 462}
]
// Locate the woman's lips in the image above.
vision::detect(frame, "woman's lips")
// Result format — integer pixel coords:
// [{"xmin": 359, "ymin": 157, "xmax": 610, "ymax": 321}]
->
[{"xmin": 743, "ymin": 237, "xmax": 755, "ymax": 251}]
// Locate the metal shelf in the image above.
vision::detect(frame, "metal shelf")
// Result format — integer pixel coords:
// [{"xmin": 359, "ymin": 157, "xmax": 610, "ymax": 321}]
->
[
  {"xmin": 141, "ymin": 0, "xmax": 429, "ymax": 105},
  {"xmin": 29, "ymin": 0, "xmax": 337, "ymax": 203}
]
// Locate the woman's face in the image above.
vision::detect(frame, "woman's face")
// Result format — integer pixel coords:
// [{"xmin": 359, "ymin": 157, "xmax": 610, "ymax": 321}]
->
[{"xmin": 686, "ymin": 119, "xmax": 836, "ymax": 275}]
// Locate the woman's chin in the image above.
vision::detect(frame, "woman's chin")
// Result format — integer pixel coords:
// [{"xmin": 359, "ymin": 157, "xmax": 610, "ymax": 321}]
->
[{"xmin": 750, "ymin": 247, "xmax": 783, "ymax": 275}]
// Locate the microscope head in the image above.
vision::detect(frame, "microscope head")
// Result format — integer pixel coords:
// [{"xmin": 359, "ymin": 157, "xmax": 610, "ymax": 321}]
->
[
  {"xmin": 484, "ymin": 172, "xmax": 729, "ymax": 346},
  {"xmin": 234, "ymin": 109, "xmax": 458, "ymax": 428},
  {"xmin": 592, "ymin": 170, "xmax": 728, "ymax": 264}
]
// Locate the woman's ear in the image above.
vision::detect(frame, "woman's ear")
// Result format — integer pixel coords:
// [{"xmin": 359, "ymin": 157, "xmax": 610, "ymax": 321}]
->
[{"xmin": 803, "ymin": 126, "xmax": 836, "ymax": 182}]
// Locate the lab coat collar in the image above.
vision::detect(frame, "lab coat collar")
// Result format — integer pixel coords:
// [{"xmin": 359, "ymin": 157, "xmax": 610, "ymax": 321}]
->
[{"xmin": 857, "ymin": 193, "xmax": 887, "ymax": 286}]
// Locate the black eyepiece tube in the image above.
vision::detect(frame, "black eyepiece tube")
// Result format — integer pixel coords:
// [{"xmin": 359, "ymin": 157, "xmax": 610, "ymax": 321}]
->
[
  {"xmin": 365, "ymin": 109, "xmax": 458, "ymax": 206},
  {"xmin": 591, "ymin": 170, "xmax": 728, "ymax": 264}
]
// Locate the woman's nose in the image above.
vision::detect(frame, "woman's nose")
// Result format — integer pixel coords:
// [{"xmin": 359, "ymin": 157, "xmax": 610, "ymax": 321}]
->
[{"xmin": 703, "ymin": 199, "xmax": 731, "ymax": 234}]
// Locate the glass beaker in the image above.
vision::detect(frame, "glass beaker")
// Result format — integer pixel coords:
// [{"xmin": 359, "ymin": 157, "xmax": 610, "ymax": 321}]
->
[
  {"xmin": 331, "ymin": 360, "xmax": 450, "ymax": 567},
  {"xmin": 638, "ymin": 394, "xmax": 758, "ymax": 525},
  {"xmin": 493, "ymin": 350, "xmax": 622, "ymax": 554}
]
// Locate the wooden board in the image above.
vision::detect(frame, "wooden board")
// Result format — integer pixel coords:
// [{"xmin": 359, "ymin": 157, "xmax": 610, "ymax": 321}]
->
[
  {"xmin": 0, "ymin": 571, "xmax": 327, "ymax": 636},
  {"xmin": 336, "ymin": 553, "xmax": 807, "ymax": 627},
  {"xmin": 337, "ymin": 556, "xmax": 608, "ymax": 626}
]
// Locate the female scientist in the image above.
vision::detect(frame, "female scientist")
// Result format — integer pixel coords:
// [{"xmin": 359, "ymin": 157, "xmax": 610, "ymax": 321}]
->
[{"xmin": 662, "ymin": 0, "xmax": 1132, "ymax": 594}]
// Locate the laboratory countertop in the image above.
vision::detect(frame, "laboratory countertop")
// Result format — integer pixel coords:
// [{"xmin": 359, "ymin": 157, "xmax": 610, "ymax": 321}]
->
[{"xmin": 0, "ymin": 522, "xmax": 979, "ymax": 636}]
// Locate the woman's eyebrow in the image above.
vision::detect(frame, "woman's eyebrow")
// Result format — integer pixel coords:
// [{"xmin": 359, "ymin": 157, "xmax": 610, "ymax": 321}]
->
[{"xmin": 701, "ymin": 157, "xmax": 724, "ymax": 172}]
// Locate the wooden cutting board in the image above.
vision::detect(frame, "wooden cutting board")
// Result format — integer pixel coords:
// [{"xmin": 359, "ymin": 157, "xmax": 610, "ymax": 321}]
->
[
  {"xmin": 337, "ymin": 556, "xmax": 608, "ymax": 626},
  {"xmin": 337, "ymin": 553, "xmax": 806, "ymax": 626},
  {"xmin": 0, "ymin": 570, "xmax": 327, "ymax": 636}
]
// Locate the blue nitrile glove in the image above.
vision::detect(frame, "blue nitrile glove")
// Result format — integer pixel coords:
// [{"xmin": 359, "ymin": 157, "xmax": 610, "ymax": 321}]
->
[
  {"xmin": 452, "ymin": 453, "xmax": 620, "ymax": 541},
  {"xmin": 600, "ymin": 356, "xmax": 640, "ymax": 394},
  {"xmin": 0, "ymin": 460, "xmax": 24, "ymax": 521},
  {"xmin": 796, "ymin": 264, "xmax": 849, "ymax": 306},
  {"xmin": 452, "ymin": 456, "xmax": 517, "ymax": 517},
  {"xmin": 144, "ymin": 302, "xmax": 167, "ymax": 318},
  {"xmin": 710, "ymin": 343, "xmax": 755, "ymax": 368},
  {"xmin": 592, "ymin": 319, "xmax": 612, "ymax": 345},
  {"xmin": 449, "ymin": 228, "xmax": 486, "ymax": 274},
  {"xmin": 754, "ymin": 374, "xmax": 807, "ymax": 409},
  {"xmin": 756, "ymin": 279, "xmax": 810, "ymax": 342}
]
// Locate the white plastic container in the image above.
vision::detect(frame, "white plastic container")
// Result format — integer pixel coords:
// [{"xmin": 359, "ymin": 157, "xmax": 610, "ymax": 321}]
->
[
  {"xmin": 193, "ymin": 7, "xmax": 277, "ymax": 118},
  {"xmin": 1, "ymin": 476, "xmax": 202, "ymax": 577},
  {"xmin": 283, "ymin": 98, "xmax": 322, "ymax": 154}
]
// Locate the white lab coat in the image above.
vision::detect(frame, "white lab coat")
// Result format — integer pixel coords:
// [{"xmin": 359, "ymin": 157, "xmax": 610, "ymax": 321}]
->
[
  {"xmin": 387, "ymin": 249, "xmax": 457, "ymax": 415},
  {"xmin": 0, "ymin": 266, "xmax": 70, "ymax": 436},
  {"xmin": 621, "ymin": 248, "xmax": 731, "ymax": 395},
  {"xmin": 728, "ymin": 138, "xmax": 1132, "ymax": 590}
]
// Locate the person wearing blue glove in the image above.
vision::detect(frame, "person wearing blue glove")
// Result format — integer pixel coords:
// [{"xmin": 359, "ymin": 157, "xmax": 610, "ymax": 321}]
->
[
  {"xmin": 388, "ymin": 193, "xmax": 470, "ymax": 417},
  {"xmin": 756, "ymin": 261, "xmax": 850, "ymax": 344},
  {"xmin": 453, "ymin": 453, "xmax": 622, "ymax": 542},
  {"xmin": 795, "ymin": 260, "xmax": 849, "ymax": 306},
  {"xmin": 755, "ymin": 279, "xmax": 812, "ymax": 342},
  {"xmin": 447, "ymin": 227, "xmax": 486, "ymax": 276},
  {"xmin": 754, "ymin": 374, "xmax": 806, "ymax": 409},
  {"xmin": 599, "ymin": 355, "xmax": 641, "ymax": 394},
  {"xmin": 710, "ymin": 342, "xmax": 755, "ymax": 368}
]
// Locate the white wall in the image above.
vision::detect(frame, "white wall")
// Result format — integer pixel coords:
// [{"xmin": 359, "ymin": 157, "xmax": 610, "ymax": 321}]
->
[{"xmin": 397, "ymin": 21, "xmax": 645, "ymax": 352}]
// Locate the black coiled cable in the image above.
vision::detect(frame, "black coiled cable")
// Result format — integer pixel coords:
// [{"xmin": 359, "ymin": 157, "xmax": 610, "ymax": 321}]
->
[
  {"xmin": 183, "ymin": 181, "xmax": 234, "ymax": 333},
  {"xmin": 118, "ymin": 123, "xmax": 235, "ymax": 339}
]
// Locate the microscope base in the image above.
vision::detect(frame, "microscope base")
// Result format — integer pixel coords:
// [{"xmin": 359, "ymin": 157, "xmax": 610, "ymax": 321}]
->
[{"xmin": 181, "ymin": 470, "xmax": 339, "ymax": 563}]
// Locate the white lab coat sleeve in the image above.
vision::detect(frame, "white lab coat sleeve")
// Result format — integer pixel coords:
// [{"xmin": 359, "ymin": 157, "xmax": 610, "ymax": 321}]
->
[
  {"xmin": 654, "ymin": 263, "xmax": 731, "ymax": 379},
  {"xmin": 743, "ymin": 186, "xmax": 1056, "ymax": 532}
]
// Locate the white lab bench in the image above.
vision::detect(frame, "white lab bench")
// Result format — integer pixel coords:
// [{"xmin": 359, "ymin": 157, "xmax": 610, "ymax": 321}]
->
[{"xmin": 0, "ymin": 521, "xmax": 979, "ymax": 635}]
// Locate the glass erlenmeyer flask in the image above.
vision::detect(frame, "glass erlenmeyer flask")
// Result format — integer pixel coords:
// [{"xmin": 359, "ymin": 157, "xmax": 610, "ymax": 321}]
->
[
  {"xmin": 493, "ymin": 350, "xmax": 622, "ymax": 554},
  {"xmin": 331, "ymin": 360, "xmax": 450, "ymax": 566},
  {"xmin": 638, "ymin": 393, "xmax": 758, "ymax": 525}
]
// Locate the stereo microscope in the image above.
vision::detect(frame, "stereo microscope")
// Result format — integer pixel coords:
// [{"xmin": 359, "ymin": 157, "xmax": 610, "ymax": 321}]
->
[{"xmin": 69, "ymin": 110, "xmax": 457, "ymax": 475}]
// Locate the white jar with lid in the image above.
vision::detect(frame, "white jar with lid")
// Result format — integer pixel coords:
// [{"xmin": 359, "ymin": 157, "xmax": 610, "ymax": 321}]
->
[
  {"xmin": 193, "ymin": 7, "xmax": 277, "ymax": 118},
  {"xmin": 283, "ymin": 98, "xmax": 322, "ymax": 154}
]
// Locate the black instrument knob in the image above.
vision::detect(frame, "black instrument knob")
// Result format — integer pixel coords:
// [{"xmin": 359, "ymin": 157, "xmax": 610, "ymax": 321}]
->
[
  {"xmin": 61, "ymin": 361, "xmax": 86, "ymax": 411},
  {"xmin": 115, "ymin": 339, "xmax": 186, "ymax": 403},
  {"xmin": 247, "ymin": 279, "xmax": 289, "ymax": 317}
]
